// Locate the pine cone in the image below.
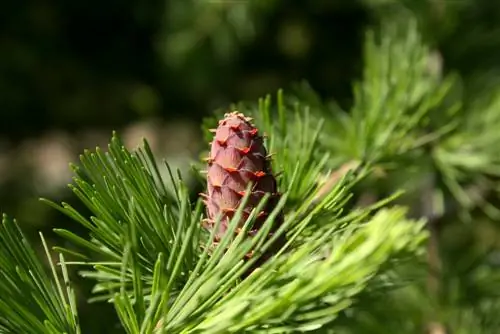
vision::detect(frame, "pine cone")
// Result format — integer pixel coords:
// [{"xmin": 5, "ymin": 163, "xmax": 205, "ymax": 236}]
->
[{"xmin": 201, "ymin": 111, "xmax": 285, "ymax": 264}]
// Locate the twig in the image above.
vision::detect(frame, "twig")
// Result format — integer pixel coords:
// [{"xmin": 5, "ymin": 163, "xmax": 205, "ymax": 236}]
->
[
  {"xmin": 313, "ymin": 160, "xmax": 362, "ymax": 205},
  {"xmin": 422, "ymin": 172, "xmax": 446, "ymax": 334}
]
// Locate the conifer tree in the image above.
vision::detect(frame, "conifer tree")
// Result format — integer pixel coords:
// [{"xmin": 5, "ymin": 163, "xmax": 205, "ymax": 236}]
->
[{"xmin": 1, "ymin": 5, "xmax": 500, "ymax": 334}]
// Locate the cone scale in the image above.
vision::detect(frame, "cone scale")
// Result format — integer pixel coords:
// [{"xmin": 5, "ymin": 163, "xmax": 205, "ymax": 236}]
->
[{"xmin": 201, "ymin": 111, "xmax": 284, "ymax": 262}]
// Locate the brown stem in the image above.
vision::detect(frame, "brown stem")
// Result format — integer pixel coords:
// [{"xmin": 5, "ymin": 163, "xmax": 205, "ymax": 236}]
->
[
  {"xmin": 313, "ymin": 160, "xmax": 361, "ymax": 205},
  {"xmin": 422, "ymin": 173, "xmax": 446, "ymax": 334}
]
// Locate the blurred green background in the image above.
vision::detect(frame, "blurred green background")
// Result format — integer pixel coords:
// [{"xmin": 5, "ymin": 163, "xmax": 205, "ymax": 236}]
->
[{"xmin": 2, "ymin": 0, "xmax": 500, "ymax": 332}]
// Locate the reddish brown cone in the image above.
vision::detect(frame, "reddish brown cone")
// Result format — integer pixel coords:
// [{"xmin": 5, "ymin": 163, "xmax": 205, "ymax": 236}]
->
[{"xmin": 201, "ymin": 111, "xmax": 285, "ymax": 263}]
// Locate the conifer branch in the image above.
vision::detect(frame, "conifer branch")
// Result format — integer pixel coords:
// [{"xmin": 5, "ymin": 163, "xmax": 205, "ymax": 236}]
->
[
  {"xmin": 0, "ymin": 13, "xmax": 467, "ymax": 333},
  {"xmin": 0, "ymin": 215, "xmax": 80, "ymax": 333}
]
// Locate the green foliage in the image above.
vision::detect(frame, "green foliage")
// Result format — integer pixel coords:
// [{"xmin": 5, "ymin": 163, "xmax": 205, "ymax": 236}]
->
[
  {"xmin": 0, "ymin": 114, "xmax": 412, "ymax": 333},
  {"xmin": 0, "ymin": 86, "xmax": 430, "ymax": 332},
  {"xmin": 3, "ymin": 5, "xmax": 500, "ymax": 333},
  {"xmin": 434, "ymin": 87, "xmax": 500, "ymax": 218},
  {"xmin": 290, "ymin": 18, "xmax": 459, "ymax": 169},
  {"xmin": 0, "ymin": 216, "xmax": 80, "ymax": 333},
  {"xmin": 285, "ymin": 13, "xmax": 500, "ymax": 334},
  {"xmin": 161, "ymin": 0, "xmax": 278, "ymax": 66},
  {"xmin": 42, "ymin": 130, "xmax": 427, "ymax": 333},
  {"xmin": 42, "ymin": 135, "xmax": 204, "ymax": 303},
  {"xmin": 190, "ymin": 207, "xmax": 426, "ymax": 333}
]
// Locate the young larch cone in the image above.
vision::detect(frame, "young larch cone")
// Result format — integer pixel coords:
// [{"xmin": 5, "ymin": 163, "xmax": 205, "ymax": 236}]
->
[{"xmin": 201, "ymin": 111, "xmax": 285, "ymax": 266}]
